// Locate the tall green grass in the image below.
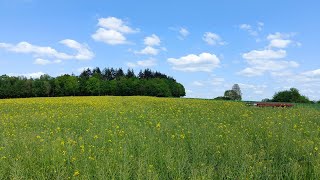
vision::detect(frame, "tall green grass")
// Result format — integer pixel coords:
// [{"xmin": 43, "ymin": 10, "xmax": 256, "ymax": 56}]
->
[{"xmin": 0, "ymin": 96, "xmax": 320, "ymax": 179}]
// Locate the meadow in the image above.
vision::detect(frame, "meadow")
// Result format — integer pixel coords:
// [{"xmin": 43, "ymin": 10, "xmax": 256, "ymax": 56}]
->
[{"xmin": 0, "ymin": 96, "xmax": 320, "ymax": 179}]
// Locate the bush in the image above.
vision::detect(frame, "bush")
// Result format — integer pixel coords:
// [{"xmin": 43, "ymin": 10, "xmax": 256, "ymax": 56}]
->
[{"xmin": 214, "ymin": 96, "xmax": 232, "ymax": 100}]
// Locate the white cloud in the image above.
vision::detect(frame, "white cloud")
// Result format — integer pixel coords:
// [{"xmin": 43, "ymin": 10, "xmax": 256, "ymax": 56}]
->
[
  {"xmin": 8, "ymin": 72, "xmax": 46, "ymax": 79},
  {"xmin": 0, "ymin": 42, "xmax": 70, "ymax": 59},
  {"xmin": 133, "ymin": 34, "xmax": 162, "ymax": 56},
  {"xmin": 269, "ymin": 39, "xmax": 292, "ymax": 49},
  {"xmin": 239, "ymin": 24, "xmax": 251, "ymax": 31},
  {"xmin": 267, "ymin": 32, "xmax": 294, "ymax": 40},
  {"xmin": 0, "ymin": 40, "xmax": 94, "ymax": 60},
  {"xmin": 126, "ymin": 58, "xmax": 157, "ymax": 68},
  {"xmin": 239, "ymin": 60, "xmax": 299, "ymax": 77},
  {"xmin": 92, "ymin": 17, "xmax": 138, "ymax": 45},
  {"xmin": 302, "ymin": 69, "xmax": 320, "ymax": 77},
  {"xmin": 34, "ymin": 58, "xmax": 51, "ymax": 65},
  {"xmin": 134, "ymin": 46, "xmax": 159, "ymax": 55},
  {"xmin": 33, "ymin": 58, "xmax": 62, "ymax": 65},
  {"xmin": 240, "ymin": 49, "xmax": 299, "ymax": 77},
  {"xmin": 92, "ymin": 28, "xmax": 128, "ymax": 45},
  {"xmin": 203, "ymin": 32, "xmax": 225, "ymax": 45},
  {"xmin": 97, "ymin": 17, "xmax": 138, "ymax": 33},
  {"xmin": 179, "ymin": 28, "xmax": 189, "ymax": 37},
  {"xmin": 144, "ymin": 34, "xmax": 161, "ymax": 46},
  {"xmin": 267, "ymin": 32, "xmax": 295, "ymax": 49},
  {"xmin": 169, "ymin": 27, "xmax": 190, "ymax": 40},
  {"xmin": 239, "ymin": 22, "xmax": 264, "ymax": 38},
  {"xmin": 243, "ymin": 49, "xmax": 287, "ymax": 60},
  {"xmin": 60, "ymin": 39, "xmax": 94, "ymax": 60},
  {"xmin": 167, "ymin": 52, "xmax": 220, "ymax": 72},
  {"xmin": 249, "ymin": 59, "xmax": 299, "ymax": 71},
  {"xmin": 238, "ymin": 67, "xmax": 264, "ymax": 77}
]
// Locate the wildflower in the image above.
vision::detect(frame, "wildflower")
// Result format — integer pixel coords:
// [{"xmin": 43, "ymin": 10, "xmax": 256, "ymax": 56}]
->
[{"xmin": 73, "ymin": 170, "xmax": 80, "ymax": 177}]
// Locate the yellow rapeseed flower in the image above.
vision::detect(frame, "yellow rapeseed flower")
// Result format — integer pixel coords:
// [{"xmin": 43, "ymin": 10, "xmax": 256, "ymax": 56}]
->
[{"xmin": 73, "ymin": 170, "xmax": 80, "ymax": 176}]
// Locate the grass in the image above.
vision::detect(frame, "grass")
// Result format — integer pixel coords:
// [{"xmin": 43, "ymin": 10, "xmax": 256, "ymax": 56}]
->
[{"xmin": 0, "ymin": 96, "xmax": 320, "ymax": 179}]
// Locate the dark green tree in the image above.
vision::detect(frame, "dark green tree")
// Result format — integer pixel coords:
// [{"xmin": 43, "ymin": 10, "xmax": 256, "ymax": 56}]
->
[
  {"xmin": 224, "ymin": 90, "xmax": 241, "ymax": 101},
  {"xmin": 272, "ymin": 88, "xmax": 311, "ymax": 103},
  {"xmin": 86, "ymin": 77, "xmax": 101, "ymax": 95}
]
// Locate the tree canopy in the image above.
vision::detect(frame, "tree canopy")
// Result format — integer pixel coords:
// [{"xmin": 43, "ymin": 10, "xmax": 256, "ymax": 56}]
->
[
  {"xmin": 0, "ymin": 68, "xmax": 186, "ymax": 99},
  {"xmin": 271, "ymin": 88, "xmax": 311, "ymax": 103},
  {"xmin": 214, "ymin": 84, "xmax": 242, "ymax": 101}
]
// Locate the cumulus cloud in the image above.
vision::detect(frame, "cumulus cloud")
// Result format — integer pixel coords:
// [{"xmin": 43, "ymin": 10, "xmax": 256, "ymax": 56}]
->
[
  {"xmin": 126, "ymin": 58, "xmax": 157, "ymax": 68},
  {"xmin": 0, "ymin": 40, "xmax": 94, "ymax": 60},
  {"xmin": 144, "ymin": 34, "xmax": 161, "ymax": 46},
  {"xmin": 97, "ymin": 17, "xmax": 138, "ymax": 33},
  {"xmin": 167, "ymin": 52, "xmax": 220, "ymax": 72},
  {"xmin": 134, "ymin": 46, "xmax": 159, "ymax": 55},
  {"xmin": 203, "ymin": 32, "xmax": 225, "ymax": 45},
  {"xmin": 239, "ymin": 22, "xmax": 264, "ymax": 37},
  {"xmin": 169, "ymin": 27, "xmax": 190, "ymax": 40},
  {"xmin": 267, "ymin": 32, "xmax": 295, "ymax": 49},
  {"xmin": 34, "ymin": 58, "xmax": 51, "ymax": 65},
  {"xmin": 92, "ymin": 28, "xmax": 127, "ymax": 45},
  {"xmin": 134, "ymin": 34, "xmax": 162, "ymax": 56},
  {"xmin": 60, "ymin": 39, "xmax": 94, "ymax": 60},
  {"xmin": 269, "ymin": 39, "xmax": 292, "ymax": 49},
  {"xmin": 34, "ymin": 58, "xmax": 62, "ymax": 65},
  {"xmin": 240, "ymin": 32, "xmax": 301, "ymax": 77},
  {"xmin": 243, "ymin": 49, "xmax": 287, "ymax": 60},
  {"xmin": 239, "ymin": 49, "xmax": 299, "ymax": 77},
  {"xmin": 92, "ymin": 17, "xmax": 138, "ymax": 45},
  {"xmin": 239, "ymin": 59, "xmax": 299, "ymax": 77},
  {"xmin": 0, "ymin": 42, "xmax": 70, "ymax": 59}
]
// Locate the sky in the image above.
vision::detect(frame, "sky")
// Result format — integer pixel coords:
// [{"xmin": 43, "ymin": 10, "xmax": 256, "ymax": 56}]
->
[{"xmin": 0, "ymin": 0, "xmax": 320, "ymax": 101}]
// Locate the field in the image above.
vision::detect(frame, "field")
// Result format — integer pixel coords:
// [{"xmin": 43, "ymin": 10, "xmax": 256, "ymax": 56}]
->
[{"xmin": 0, "ymin": 96, "xmax": 320, "ymax": 179}]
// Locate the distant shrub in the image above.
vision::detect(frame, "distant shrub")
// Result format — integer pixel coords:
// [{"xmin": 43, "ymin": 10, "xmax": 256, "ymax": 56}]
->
[{"xmin": 213, "ymin": 96, "xmax": 232, "ymax": 100}]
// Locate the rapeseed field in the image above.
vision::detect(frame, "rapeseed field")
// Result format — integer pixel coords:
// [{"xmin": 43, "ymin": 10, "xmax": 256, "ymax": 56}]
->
[{"xmin": 0, "ymin": 96, "xmax": 320, "ymax": 179}]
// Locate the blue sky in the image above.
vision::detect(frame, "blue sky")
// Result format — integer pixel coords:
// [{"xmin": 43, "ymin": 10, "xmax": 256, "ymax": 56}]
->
[{"xmin": 0, "ymin": 0, "xmax": 320, "ymax": 100}]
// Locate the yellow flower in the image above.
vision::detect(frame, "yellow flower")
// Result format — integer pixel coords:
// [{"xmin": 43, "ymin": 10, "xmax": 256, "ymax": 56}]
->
[
  {"xmin": 156, "ymin": 122, "xmax": 161, "ymax": 129},
  {"xmin": 73, "ymin": 170, "xmax": 80, "ymax": 177}
]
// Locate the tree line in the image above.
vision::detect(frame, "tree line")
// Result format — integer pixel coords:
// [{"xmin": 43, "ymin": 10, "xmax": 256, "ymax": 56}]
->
[{"xmin": 0, "ymin": 68, "xmax": 186, "ymax": 99}]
